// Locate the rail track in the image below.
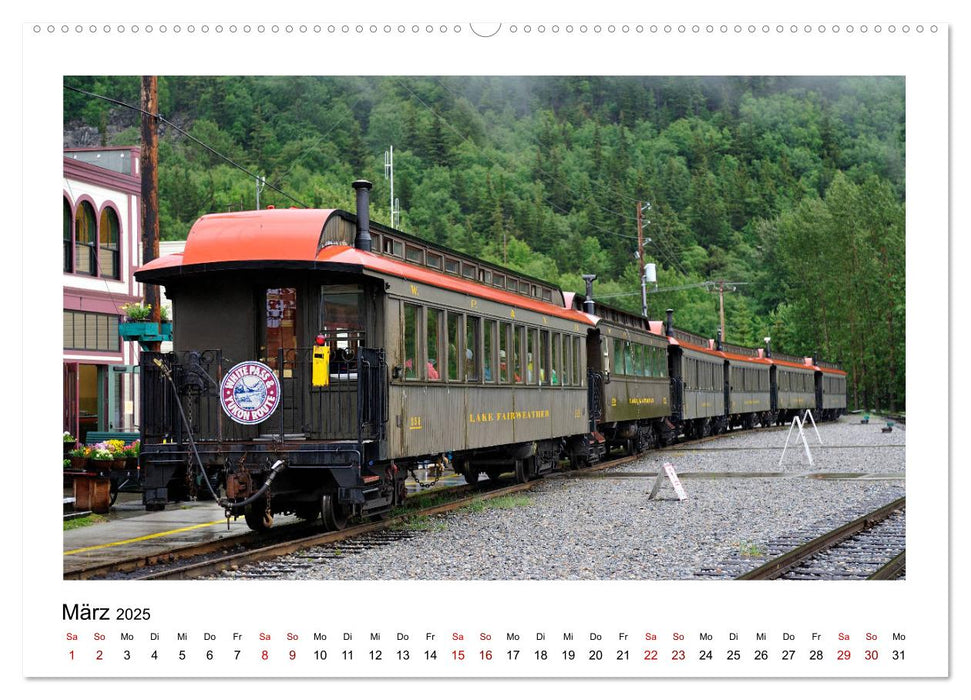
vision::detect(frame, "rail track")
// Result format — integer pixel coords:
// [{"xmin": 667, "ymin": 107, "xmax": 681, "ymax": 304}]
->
[
  {"xmin": 735, "ymin": 497, "xmax": 905, "ymax": 580},
  {"xmin": 74, "ymin": 450, "xmax": 642, "ymax": 581}
]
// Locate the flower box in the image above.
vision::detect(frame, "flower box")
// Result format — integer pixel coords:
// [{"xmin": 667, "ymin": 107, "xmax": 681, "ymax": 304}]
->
[
  {"xmin": 119, "ymin": 321, "xmax": 173, "ymax": 343},
  {"xmin": 89, "ymin": 459, "xmax": 114, "ymax": 472}
]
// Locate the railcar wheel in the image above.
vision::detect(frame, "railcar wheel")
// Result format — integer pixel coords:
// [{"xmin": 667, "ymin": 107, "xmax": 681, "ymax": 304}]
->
[
  {"xmin": 515, "ymin": 458, "xmax": 530, "ymax": 484},
  {"xmin": 486, "ymin": 467, "xmax": 504, "ymax": 481},
  {"xmin": 321, "ymin": 493, "xmax": 348, "ymax": 531},
  {"xmin": 244, "ymin": 499, "xmax": 273, "ymax": 531},
  {"xmin": 464, "ymin": 467, "xmax": 481, "ymax": 485}
]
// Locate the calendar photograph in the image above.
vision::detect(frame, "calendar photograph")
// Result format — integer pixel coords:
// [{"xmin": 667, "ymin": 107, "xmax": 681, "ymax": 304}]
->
[
  {"xmin": 59, "ymin": 74, "xmax": 907, "ymax": 585},
  {"xmin": 22, "ymin": 9, "xmax": 951, "ymax": 687}
]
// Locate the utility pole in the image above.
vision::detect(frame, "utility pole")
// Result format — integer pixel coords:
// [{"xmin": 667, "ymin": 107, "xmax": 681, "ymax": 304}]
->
[
  {"xmin": 637, "ymin": 201, "xmax": 651, "ymax": 318},
  {"xmin": 255, "ymin": 175, "xmax": 266, "ymax": 210},
  {"xmin": 718, "ymin": 280, "xmax": 727, "ymax": 344},
  {"xmin": 709, "ymin": 280, "xmax": 749, "ymax": 343},
  {"xmin": 140, "ymin": 76, "xmax": 161, "ymax": 353}
]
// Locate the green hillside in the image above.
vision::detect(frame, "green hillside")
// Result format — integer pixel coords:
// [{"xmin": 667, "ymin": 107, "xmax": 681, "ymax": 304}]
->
[{"xmin": 64, "ymin": 76, "xmax": 905, "ymax": 410}]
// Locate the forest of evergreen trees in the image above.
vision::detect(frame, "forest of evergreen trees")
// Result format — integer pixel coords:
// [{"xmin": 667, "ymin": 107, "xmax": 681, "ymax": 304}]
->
[{"xmin": 64, "ymin": 76, "xmax": 905, "ymax": 410}]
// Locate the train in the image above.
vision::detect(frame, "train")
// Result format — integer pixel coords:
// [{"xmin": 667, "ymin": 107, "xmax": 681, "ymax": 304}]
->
[{"xmin": 135, "ymin": 180, "xmax": 847, "ymax": 531}]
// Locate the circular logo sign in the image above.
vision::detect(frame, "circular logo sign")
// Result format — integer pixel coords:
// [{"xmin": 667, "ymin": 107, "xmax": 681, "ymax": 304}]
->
[{"xmin": 220, "ymin": 361, "xmax": 280, "ymax": 425}]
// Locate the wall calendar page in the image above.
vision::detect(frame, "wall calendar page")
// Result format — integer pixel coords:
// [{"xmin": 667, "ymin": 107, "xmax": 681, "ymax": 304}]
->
[{"xmin": 16, "ymin": 0, "xmax": 958, "ymax": 696}]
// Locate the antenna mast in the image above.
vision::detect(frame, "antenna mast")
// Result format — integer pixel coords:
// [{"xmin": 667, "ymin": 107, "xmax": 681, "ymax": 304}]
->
[{"xmin": 384, "ymin": 146, "xmax": 400, "ymax": 228}]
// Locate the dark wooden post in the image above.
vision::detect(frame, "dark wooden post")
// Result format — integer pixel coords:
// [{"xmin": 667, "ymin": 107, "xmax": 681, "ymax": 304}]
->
[{"xmin": 140, "ymin": 76, "xmax": 161, "ymax": 353}]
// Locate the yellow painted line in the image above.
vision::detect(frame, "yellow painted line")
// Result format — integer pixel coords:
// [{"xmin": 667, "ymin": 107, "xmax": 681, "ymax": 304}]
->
[{"xmin": 64, "ymin": 519, "xmax": 228, "ymax": 556}]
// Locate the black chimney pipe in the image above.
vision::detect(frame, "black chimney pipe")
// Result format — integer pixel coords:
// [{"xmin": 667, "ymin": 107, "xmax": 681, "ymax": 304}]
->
[
  {"xmin": 581, "ymin": 274, "xmax": 597, "ymax": 314},
  {"xmin": 352, "ymin": 179, "xmax": 373, "ymax": 252},
  {"xmin": 716, "ymin": 328, "xmax": 723, "ymax": 352},
  {"xmin": 764, "ymin": 337, "xmax": 772, "ymax": 358},
  {"xmin": 665, "ymin": 309, "xmax": 674, "ymax": 337}
]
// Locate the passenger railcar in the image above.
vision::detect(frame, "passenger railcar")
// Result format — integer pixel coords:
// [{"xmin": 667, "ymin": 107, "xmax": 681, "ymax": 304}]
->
[
  {"xmin": 769, "ymin": 351, "xmax": 819, "ymax": 424},
  {"xmin": 582, "ymin": 300, "xmax": 672, "ymax": 454},
  {"xmin": 136, "ymin": 181, "xmax": 598, "ymax": 529},
  {"xmin": 135, "ymin": 179, "xmax": 847, "ymax": 532},
  {"xmin": 815, "ymin": 360, "xmax": 848, "ymax": 421}
]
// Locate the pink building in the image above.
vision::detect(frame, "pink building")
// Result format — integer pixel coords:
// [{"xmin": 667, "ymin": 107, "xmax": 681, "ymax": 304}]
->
[{"xmin": 63, "ymin": 147, "xmax": 143, "ymax": 441}]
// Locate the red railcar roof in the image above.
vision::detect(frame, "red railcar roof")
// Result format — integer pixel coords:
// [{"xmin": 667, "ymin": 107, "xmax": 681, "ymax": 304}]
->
[
  {"xmin": 667, "ymin": 336, "xmax": 845, "ymax": 374},
  {"xmin": 142, "ymin": 208, "xmax": 338, "ymax": 268},
  {"xmin": 137, "ymin": 209, "xmax": 594, "ymax": 327}
]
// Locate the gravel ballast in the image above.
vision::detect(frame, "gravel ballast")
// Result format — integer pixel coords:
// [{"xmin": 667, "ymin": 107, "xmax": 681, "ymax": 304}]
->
[{"xmin": 218, "ymin": 415, "xmax": 905, "ymax": 581}]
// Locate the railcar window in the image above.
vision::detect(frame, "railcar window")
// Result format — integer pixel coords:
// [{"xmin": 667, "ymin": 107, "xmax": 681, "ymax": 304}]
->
[
  {"xmin": 466, "ymin": 316, "xmax": 480, "ymax": 381},
  {"xmin": 613, "ymin": 338, "xmax": 624, "ymax": 375},
  {"xmin": 563, "ymin": 336, "xmax": 572, "ymax": 386},
  {"xmin": 404, "ymin": 303, "xmax": 418, "ymax": 380},
  {"xmin": 527, "ymin": 328, "xmax": 537, "ymax": 384},
  {"xmin": 484, "ymin": 320, "xmax": 496, "ymax": 382},
  {"xmin": 265, "ymin": 288, "xmax": 297, "ymax": 371},
  {"xmin": 493, "ymin": 274, "xmax": 505, "ymax": 289},
  {"xmin": 445, "ymin": 258, "xmax": 459, "ymax": 275},
  {"xmin": 447, "ymin": 313, "xmax": 460, "ymax": 381},
  {"xmin": 552, "ymin": 333, "xmax": 561, "ymax": 385},
  {"xmin": 499, "ymin": 322, "xmax": 511, "ymax": 383},
  {"xmin": 513, "ymin": 326, "xmax": 524, "ymax": 383},
  {"xmin": 426, "ymin": 308, "xmax": 442, "ymax": 381},
  {"xmin": 405, "ymin": 245, "xmax": 423, "ymax": 264},
  {"xmin": 575, "ymin": 337, "xmax": 583, "ymax": 386},
  {"xmin": 462, "ymin": 263, "xmax": 476, "ymax": 280},
  {"xmin": 426, "ymin": 252, "xmax": 443, "ymax": 269},
  {"xmin": 384, "ymin": 237, "xmax": 404, "ymax": 258},
  {"xmin": 540, "ymin": 330, "xmax": 550, "ymax": 385},
  {"xmin": 507, "ymin": 277, "xmax": 519, "ymax": 292}
]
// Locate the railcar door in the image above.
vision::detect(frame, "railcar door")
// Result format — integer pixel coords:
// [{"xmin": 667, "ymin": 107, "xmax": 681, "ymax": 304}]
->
[{"xmin": 261, "ymin": 287, "xmax": 298, "ymax": 373}]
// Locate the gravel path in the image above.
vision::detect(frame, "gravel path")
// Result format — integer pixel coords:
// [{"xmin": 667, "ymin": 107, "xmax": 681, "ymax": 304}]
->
[{"xmin": 216, "ymin": 415, "xmax": 905, "ymax": 581}]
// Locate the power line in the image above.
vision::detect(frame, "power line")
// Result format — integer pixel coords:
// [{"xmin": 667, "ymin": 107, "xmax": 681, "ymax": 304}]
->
[{"xmin": 64, "ymin": 83, "xmax": 310, "ymax": 208}]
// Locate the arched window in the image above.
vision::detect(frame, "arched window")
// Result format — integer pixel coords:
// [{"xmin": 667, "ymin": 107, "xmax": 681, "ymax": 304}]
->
[
  {"xmin": 74, "ymin": 201, "xmax": 97, "ymax": 276},
  {"xmin": 99, "ymin": 207, "xmax": 120, "ymax": 279},
  {"xmin": 63, "ymin": 198, "xmax": 73, "ymax": 273}
]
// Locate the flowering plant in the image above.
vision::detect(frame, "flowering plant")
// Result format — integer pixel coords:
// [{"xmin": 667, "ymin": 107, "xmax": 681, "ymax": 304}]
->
[
  {"xmin": 122, "ymin": 440, "xmax": 140, "ymax": 457},
  {"xmin": 121, "ymin": 302, "xmax": 153, "ymax": 321},
  {"xmin": 90, "ymin": 447, "xmax": 114, "ymax": 461},
  {"xmin": 105, "ymin": 439, "xmax": 127, "ymax": 456},
  {"xmin": 68, "ymin": 446, "xmax": 90, "ymax": 458},
  {"xmin": 63, "ymin": 431, "xmax": 75, "ymax": 443}
]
